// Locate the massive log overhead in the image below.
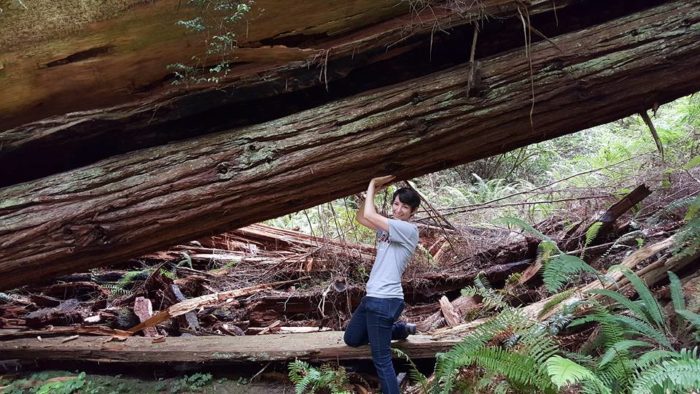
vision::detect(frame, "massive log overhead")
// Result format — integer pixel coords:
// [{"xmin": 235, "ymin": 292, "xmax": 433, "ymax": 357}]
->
[
  {"xmin": 0, "ymin": 0, "xmax": 666, "ymax": 187},
  {"xmin": 0, "ymin": 0, "xmax": 407, "ymax": 130},
  {"xmin": 0, "ymin": 0, "xmax": 699, "ymax": 290}
]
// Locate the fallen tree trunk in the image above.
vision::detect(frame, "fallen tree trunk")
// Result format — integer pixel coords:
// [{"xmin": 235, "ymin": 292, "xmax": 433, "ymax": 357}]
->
[
  {"xmin": 1, "ymin": 0, "xmax": 700, "ymax": 290},
  {"xmin": 0, "ymin": 0, "xmax": 586, "ymax": 186},
  {"xmin": 0, "ymin": 330, "xmax": 457, "ymax": 363}
]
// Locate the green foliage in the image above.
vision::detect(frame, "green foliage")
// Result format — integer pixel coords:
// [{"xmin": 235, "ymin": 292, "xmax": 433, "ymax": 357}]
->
[
  {"xmin": 543, "ymin": 254, "xmax": 599, "ymax": 293},
  {"xmin": 565, "ymin": 271, "xmax": 700, "ymax": 392},
  {"xmin": 116, "ymin": 269, "xmax": 149, "ymax": 289},
  {"xmin": 436, "ymin": 266, "xmax": 700, "ymax": 394},
  {"xmin": 391, "ymin": 348, "xmax": 430, "ymax": 392},
  {"xmin": 538, "ymin": 288, "xmax": 575, "ymax": 319},
  {"xmin": 496, "ymin": 215, "xmax": 600, "ymax": 293},
  {"xmin": 433, "ymin": 308, "xmax": 559, "ymax": 393},
  {"xmin": 632, "ymin": 348, "xmax": 700, "ymax": 394},
  {"xmin": 1, "ymin": 372, "xmax": 86, "ymax": 394},
  {"xmin": 673, "ymin": 195, "xmax": 700, "ymax": 258},
  {"xmin": 545, "ymin": 356, "xmax": 610, "ymax": 394},
  {"xmin": 581, "ymin": 221, "xmax": 604, "ymax": 259},
  {"xmin": 287, "ymin": 360, "xmax": 351, "ymax": 394},
  {"xmin": 169, "ymin": 372, "xmax": 213, "ymax": 393},
  {"xmin": 169, "ymin": 1, "xmax": 253, "ymax": 84},
  {"xmin": 461, "ymin": 275, "xmax": 508, "ymax": 312}
]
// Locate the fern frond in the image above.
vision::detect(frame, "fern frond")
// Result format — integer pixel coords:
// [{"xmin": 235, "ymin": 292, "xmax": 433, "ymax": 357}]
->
[
  {"xmin": 600, "ymin": 230, "xmax": 644, "ymax": 260},
  {"xmin": 613, "ymin": 315, "xmax": 673, "ymax": 350},
  {"xmin": 588, "ymin": 288, "xmax": 649, "ymax": 324},
  {"xmin": 632, "ymin": 355, "xmax": 700, "ymax": 394},
  {"xmin": 597, "ymin": 357, "xmax": 633, "ymax": 392},
  {"xmin": 646, "ymin": 195, "xmax": 695, "ymax": 226},
  {"xmin": 597, "ymin": 339, "xmax": 651, "ymax": 368},
  {"xmin": 581, "ymin": 222, "xmax": 604, "ymax": 260},
  {"xmin": 391, "ymin": 348, "xmax": 430, "ymax": 391},
  {"xmin": 620, "ymin": 269, "xmax": 666, "ymax": 330},
  {"xmin": 543, "ymin": 254, "xmax": 598, "ymax": 293},
  {"xmin": 468, "ymin": 346, "xmax": 555, "ymax": 390},
  {"xmin": 545, "ymin": 355, "xmax": 611, "ymax": 394},
  {"xmin": 668, "ymin": 271, "xmax": 686, "ymax": 311},
  {"xmin": 676, "ymin": 309, "xmax": 700, "ymax": 329},
  {"xmin": 636, "ymin": 349, "xmax": 682, "ymax": 369}
]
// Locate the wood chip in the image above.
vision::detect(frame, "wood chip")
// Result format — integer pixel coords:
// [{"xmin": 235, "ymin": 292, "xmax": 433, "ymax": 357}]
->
[{"xmin": 61, "ymin": 335, "xmax": 79, "ymax": 343}]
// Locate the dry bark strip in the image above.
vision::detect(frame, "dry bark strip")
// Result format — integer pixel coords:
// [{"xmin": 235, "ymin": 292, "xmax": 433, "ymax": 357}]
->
[
  {"xmin": 1, "ymin": 1, "xmax": 700, "ymax": 290},
  {"xmin": 439, "ymin": 296, "xmax": 464, "ymax": 327},
  {"xmin": 416, "ymin": 296, "xmax": 481, "ymax": 332},
  {"xmin": 0, "ymin": 331, "xmax": 458, "ymax": 363},
  {"xmin": 127, "ymin": 280, "xmax": 298, "ymax": 334},
  {"xmin": 133, "ymin": 297, "xmax": 159, "ymax": 337}
]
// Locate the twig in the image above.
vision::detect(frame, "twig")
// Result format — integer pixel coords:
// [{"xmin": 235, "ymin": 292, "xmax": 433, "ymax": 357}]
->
[
  {"xmin": 436, "ymin": 194, "xmax": 613, "ymax": 215},
  {"xmin": 421, "ymin": 154, "xmax": 650, "ymax": 218},
  {"xmin": 639, "ymin": 110, "xmax": 665, "ymax": 161},
  {"xmin": 466, "ymin": 21, "xmax": 479, "ymax": 96}
]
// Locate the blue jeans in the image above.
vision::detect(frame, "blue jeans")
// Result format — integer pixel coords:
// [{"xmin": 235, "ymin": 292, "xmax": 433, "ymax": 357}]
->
[{"xmin": 343, "ymin": 296, "xmax": 410, "ymax": 394}]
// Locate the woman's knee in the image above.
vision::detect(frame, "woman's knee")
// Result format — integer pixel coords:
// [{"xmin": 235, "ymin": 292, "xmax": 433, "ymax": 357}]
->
[{"xmin": 343, "ymin": 331, "xmax": 362, "ymax": 347}]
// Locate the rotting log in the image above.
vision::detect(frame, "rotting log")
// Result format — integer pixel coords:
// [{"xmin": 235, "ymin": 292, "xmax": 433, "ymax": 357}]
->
[
  {"xmin": 1, "ymin": 0, "xmax": 700, "ymax": 290},
  {"xmin": 562, "ymin": 184, "xmax": 652, "ymax": 250},
  {"xmin": 0, "ymin": 0, "xmax": 659, "ymax": 186},
  {"xmin": 0, "ymin": 331, "xmax": 457, "ymax": 363}
]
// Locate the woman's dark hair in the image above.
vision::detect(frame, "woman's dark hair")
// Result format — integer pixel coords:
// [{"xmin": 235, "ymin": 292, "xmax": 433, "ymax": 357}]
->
[{"xmin": 392, "ymin": 187, "xmax": 421, "ymax": 211}]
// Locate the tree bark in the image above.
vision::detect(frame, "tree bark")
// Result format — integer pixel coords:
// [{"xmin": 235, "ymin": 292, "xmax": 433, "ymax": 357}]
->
[
  {"xmin": 0, "ymin": 0, "xmax": 651, "ymax": 186},
  {"xmin": 1, "ymin": 0, "xmax": 699, "ymax": 290}
]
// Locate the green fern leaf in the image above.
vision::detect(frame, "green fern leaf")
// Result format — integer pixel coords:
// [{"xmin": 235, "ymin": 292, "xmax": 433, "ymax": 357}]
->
[
  {"xmin": 538, "ymin": 289, "xmax": 576, "ymax": 319},
  {"xmin": 597, "ymin": 339, "xmax": 651, "ymax": 368},
  {"xmin": 621, "ymin": 269, "xmax": 666, "ymax": 329},
  {"xmin": 636, "ymin": 350, "xmax": 682, "ymax": 369},
  {"xmin": 545, "ymin": 355, "xmax": 611, "ymax": 394},
  {"xmin": 588, "ymin": 288, "xmax": 648, "ymax": 323},
  {"xmin": 632, "ymin": 356, "xmax": 700, "ymax": 394},
  {"xmin": 676, "ymin": 309, "xmax": 700, "ymax": 328},
  {"xmin": 543, "ymin": 254, "xmax": 597, "ymax": 293},
  {"xmin": 668, "ymin": 271, "xmax": 686, "ymax": 312},
  {"xmin": 613, "ymin": 315, "xmax": 673, "ymax": 350}
]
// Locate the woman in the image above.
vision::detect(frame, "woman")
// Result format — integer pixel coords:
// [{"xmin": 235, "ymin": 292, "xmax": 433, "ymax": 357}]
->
[{"xmin": 343, "ymin": 175, "xmax": 421, "ymax": 394}]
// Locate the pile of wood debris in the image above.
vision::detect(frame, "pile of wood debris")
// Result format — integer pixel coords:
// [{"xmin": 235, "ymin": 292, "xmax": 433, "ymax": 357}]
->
[{"xmin": 0, "ymin": 183, "xmax": 697, "ymax": 376}]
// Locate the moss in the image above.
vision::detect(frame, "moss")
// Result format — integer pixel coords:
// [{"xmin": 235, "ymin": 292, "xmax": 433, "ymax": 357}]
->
[{"xmin": 0, "ymin": 0, "xmax": 153, "ymax": 50}]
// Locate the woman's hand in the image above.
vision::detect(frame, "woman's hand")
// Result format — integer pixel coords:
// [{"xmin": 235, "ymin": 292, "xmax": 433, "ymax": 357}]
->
[{"xmin": 370, "ymin": 175, "xmax": 395, "ymax": 189}]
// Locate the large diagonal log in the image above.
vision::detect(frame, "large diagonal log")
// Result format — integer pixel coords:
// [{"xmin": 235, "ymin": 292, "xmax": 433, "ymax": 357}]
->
[
  {"xmin": 1, "ymin": 0, "xmax": 699, "ymax": 290},
  {"xmin": 0, "ymin": 0, "xmax": 590, "ymax": 186}
]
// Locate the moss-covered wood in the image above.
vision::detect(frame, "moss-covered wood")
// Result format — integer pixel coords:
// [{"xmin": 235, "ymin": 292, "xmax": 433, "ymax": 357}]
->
[{"xmin": 0, "ymin": 0, "xmax": 699, "ymax": 290}]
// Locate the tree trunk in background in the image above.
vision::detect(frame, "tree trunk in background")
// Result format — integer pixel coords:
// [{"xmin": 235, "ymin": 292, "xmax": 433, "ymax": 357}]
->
[{"xmin": 1, "ymin": 0, "xmax": 699, "ymax": 290}]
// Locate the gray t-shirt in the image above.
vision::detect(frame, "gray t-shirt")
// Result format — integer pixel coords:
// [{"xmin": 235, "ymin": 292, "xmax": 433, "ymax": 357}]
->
[{"xmin": 365, "ymin": 219, "xmax": 419, "ymax": 299}]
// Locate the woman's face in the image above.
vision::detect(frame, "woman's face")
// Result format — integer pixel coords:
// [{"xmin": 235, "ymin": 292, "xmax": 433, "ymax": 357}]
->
[{"xmin": 391, "ymin": 196, "xmax": 414, "ymax": 221}]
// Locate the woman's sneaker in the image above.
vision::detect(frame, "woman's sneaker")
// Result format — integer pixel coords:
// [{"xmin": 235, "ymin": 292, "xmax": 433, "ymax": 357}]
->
[{"xmin": 406, "ymin": 323, "xmax": 417, "ymax": 335}]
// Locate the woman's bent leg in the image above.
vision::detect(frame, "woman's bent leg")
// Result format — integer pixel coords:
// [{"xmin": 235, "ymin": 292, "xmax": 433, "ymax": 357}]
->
[{"xmin": 343, "ymin": 297, "xmax": 369, "ymax": 347}]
